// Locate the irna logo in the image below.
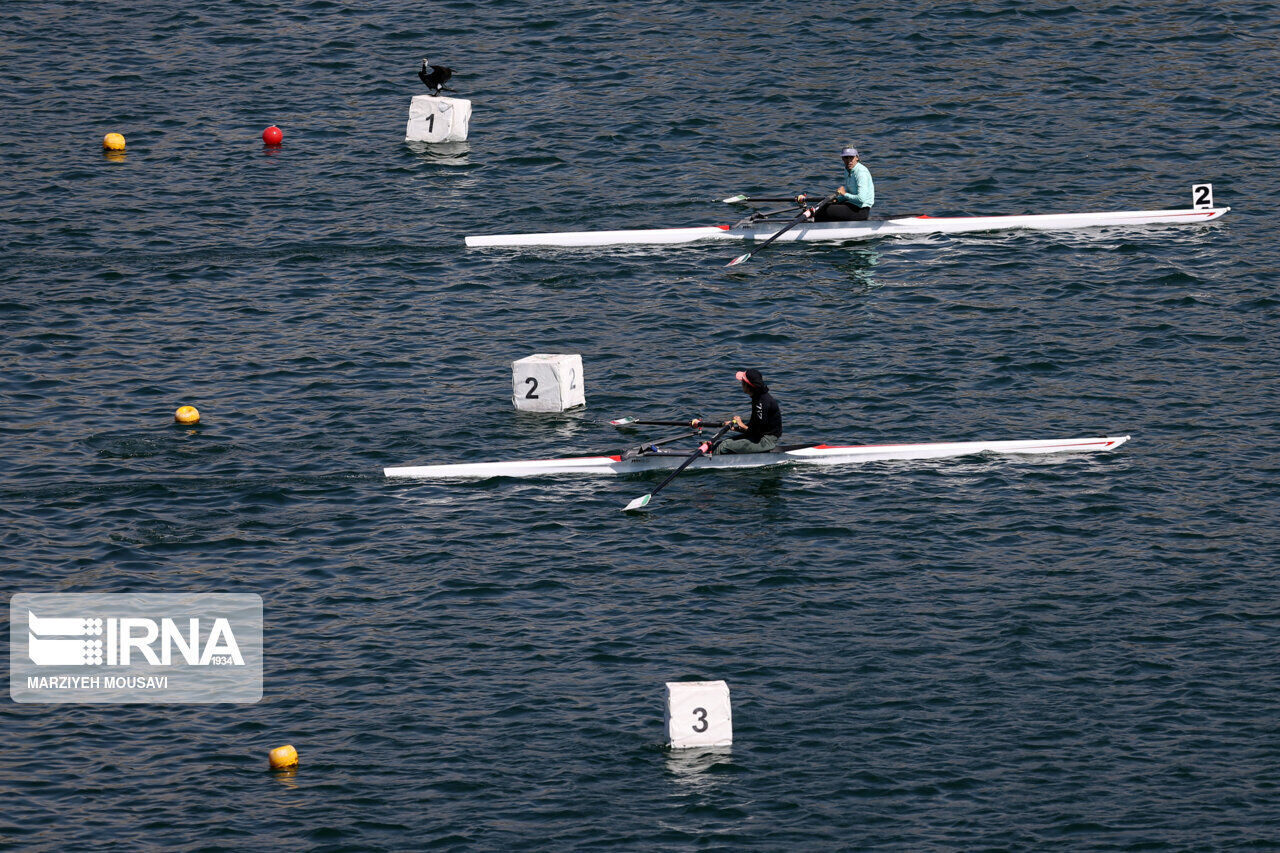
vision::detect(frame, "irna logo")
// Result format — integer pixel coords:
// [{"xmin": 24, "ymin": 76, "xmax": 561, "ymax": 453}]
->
[{"xmin": 27, "ymin": 610, "xmax": 245, "ymax": 667}]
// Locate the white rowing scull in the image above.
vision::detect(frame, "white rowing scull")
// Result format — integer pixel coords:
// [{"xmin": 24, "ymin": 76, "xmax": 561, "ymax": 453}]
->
[
  {"xmin": 383, "ymin": 435, "xmax": 1131, "ymax": 480},
  {"xmin": 465, "ymin": 206, "xmax": 1227, "ymax": 250}
]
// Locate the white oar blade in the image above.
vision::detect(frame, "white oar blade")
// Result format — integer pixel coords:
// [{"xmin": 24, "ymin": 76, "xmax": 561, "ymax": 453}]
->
[
  {"xmin": 609, "ymin": 417, "xmax": 637, "ymax": 426},
  {"xmin": 623, "ymin": 494, "xmax": 652, "ymax": 512},
  {"xmin": 726, "ymin": 253, "xmax": 751, "ymax": 267},
  {"xmin": 721, "ymin": 194, "xmax": 749, "ymax": 204}
]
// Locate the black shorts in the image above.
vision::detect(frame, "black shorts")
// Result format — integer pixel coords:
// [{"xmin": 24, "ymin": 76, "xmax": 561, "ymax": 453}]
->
[{"xmin": 814, "ymin": 203, "xmax": 871, "ymax": 222}]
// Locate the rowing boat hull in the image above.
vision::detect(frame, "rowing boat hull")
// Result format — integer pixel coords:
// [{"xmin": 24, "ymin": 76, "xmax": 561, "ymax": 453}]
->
[
  {"xmin": 384, "ymin": 435, "xmax": 1130, "ymax": 480},
  {"xmin": 463, "ymin": 208, "xmax": 1227, "ymax": 249}
]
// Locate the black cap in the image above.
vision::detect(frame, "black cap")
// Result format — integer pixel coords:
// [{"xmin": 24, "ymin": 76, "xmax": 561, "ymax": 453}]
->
[{"xmin": 736, "ymin": 368, "xmax": 769, "ymax": 392}]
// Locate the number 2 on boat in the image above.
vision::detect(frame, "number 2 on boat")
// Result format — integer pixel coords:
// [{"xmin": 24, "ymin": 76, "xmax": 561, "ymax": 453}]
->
[{"xmin": 1192, "ymin": 183, "xmax": 1214, "ymax": 209}]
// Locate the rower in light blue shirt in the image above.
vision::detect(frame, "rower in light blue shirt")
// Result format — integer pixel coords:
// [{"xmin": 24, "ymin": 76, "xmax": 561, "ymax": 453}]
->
[{"xmin": 812, "ymin": 145, "xmax": 875, "ymax": 221}]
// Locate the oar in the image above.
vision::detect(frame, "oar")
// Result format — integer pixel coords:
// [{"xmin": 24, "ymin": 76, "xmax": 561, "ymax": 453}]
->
[
  {"xmin": 725, "ymin": 193, "xmax": 838, "ymax": 267},
  {"xmin": 620, "ymin": 430, "xmax": 704, "ymax": 459},
  {"xmin": 733, "ymin": 202, "xmax": 810, "ymax": 224},
  {"xmin": 610, "ymin": 417, "xmax": 702, "ymax": 428},
  {"xmin": 622, "ymin": 422, "xmax": 734, "ymax": 512},
  {"xmin": 722, "ymin": 194, "xmax": 817, "ymax": 204}
]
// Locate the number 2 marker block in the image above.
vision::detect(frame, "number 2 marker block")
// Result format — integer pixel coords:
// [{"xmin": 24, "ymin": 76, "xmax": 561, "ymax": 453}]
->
[
  {"xmin": 665, "ymin": 680, "xmax": 732, "ymax": 749},
  {"xmin": 511, "ymin": 353, "xmax": 586, "ymax": 413}
]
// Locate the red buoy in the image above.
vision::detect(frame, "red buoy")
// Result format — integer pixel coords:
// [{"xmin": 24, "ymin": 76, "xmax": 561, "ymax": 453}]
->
[{"xmin": 262, "ymin": 125, "xmax": 283, "ymax": 146}]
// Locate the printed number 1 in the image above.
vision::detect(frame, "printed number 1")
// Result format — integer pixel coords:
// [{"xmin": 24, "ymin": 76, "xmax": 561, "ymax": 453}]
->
[
  {"xmin": 425, "ymin": 113, "xmax": 435, "ymax": 132},
  {"xmin": 692, "ymin": 707, "xmax": 708, "ymax": 733},
  {"xmin": 524, "ymin": 377, "xmax": 539, "ymax": 399}
]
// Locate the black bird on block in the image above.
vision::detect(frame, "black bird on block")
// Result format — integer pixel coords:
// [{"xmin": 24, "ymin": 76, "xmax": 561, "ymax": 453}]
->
[{"xmin": 418, "ymin": 58, "xmax": 454, "ymax": 95}]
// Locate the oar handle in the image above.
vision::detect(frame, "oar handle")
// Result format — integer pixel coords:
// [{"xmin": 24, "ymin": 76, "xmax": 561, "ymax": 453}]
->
[
  {"xmin": 698, "ymin": 422, "xmax": 736, "ymax": 454},
  {"xmin": 656, "ymin": 423, "xmax": 733, "ymax": 488}
]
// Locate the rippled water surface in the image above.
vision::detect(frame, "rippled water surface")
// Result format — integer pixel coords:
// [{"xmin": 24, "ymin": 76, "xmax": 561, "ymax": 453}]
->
[{"xmin": 3, "ymin": 1, "xmax": 1279, "ymax": 849}]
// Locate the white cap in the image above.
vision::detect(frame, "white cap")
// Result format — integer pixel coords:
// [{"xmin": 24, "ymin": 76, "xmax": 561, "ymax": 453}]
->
[{"xmin": 840, "ymin": 146, "xmax": 859, "ymax": 158}]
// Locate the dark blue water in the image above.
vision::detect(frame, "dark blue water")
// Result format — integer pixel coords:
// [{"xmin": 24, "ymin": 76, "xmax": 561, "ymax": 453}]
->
[{"xmin": 4, "ymin": 1, "xmax": 1279, "ymax": 849}]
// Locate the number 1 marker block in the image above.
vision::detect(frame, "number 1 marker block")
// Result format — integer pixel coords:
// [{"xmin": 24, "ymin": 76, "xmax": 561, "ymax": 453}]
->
[
  {"xmin": 665, "ymin": 680, "xmax": 732, "ymax": 749},
  {"xmin": 405, "ymin": 95, "xmax": 471, "ymax": 143},
  {"xmin": 511, "ymin": 354, "xmax": 586, "ymax": 413}
]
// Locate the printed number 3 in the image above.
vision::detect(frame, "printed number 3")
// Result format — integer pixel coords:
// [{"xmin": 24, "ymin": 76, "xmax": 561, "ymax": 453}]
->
[
  {"xmin": 692, "ymin": 707, "xmax": 708, "ymax": 733},
  {"xmin": 524, "ymin": 377, "xmax": 539, "ymax": 399}
]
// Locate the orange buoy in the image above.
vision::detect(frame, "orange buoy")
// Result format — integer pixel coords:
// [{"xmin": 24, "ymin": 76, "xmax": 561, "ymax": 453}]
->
[
  {"xmin": 103, "ymin": 132, "xmax": 126, "ymax": 151},
  {"xmin": 174, "ymin": 405, "xmax": 200, "ymax": 425}
]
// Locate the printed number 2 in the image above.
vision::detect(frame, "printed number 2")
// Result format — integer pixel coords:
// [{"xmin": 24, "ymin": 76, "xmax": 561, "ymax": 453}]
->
[
  {"xmin": 691, "ymin": 707, "xmax": 708, "ymax": 733},
  {"xmin": 568, "ymin": 368, "xmax": 576, "ymax": 391},
  {"xmin": 524, "ymin": 377, "xmax": 539, "ymax": 399},
  {"xmin": 1193, "ymin": 185, "xmax": 1211, "ymax": 207}
]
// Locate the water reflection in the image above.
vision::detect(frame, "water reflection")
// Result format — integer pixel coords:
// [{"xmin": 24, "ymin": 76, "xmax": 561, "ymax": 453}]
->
[
  {"xmin": 405, "ymin": 140, "xmax": 471, "ymax": 167},
  {"xmin": 512, "ymin": 408, "xmax": 592, "ymax": 440},
  {"xmin": 746, "ymin": 471, "xmax": 785, "ymax": 499},
  {"xmin": 269, "ymin": 766, "xmax": 299, "ymax": 789},
  {"xmin": 664, "ymin": 746, "xmax": 733, "ymax": 793},
  {"xmin": 829, "ymin": 245, "xmax": 881, "ymax": 292}
]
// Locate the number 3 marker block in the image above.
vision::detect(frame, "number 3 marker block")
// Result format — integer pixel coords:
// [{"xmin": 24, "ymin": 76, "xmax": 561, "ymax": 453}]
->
[
  {"xmin": 665, "ymin": 680, "xmax": 732, "ymax": 749},
  {"xmin": 511, "ymin": 354, "xmax": 586, "ymax": 413}
]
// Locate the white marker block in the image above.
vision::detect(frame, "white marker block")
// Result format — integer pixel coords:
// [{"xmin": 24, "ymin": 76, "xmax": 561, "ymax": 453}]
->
[
  {"xmin": 511, "ymin": 354, "xmax": 586, "ymax": 413},
  {"xmin": 665, "ymin": 680, "xmax": 732, "ymax": 749},
  {"xmin": 1192, "ymin": 183, "xmax": 1214, "ymax": 210},
  {"xmin": 405, "ymin": 95, "xmax": 471, "ymax": 143}
]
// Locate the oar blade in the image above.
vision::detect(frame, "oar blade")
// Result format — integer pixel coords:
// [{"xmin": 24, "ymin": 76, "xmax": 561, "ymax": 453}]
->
[
  {"xmin": 721, "ymin": 194, "xmax": 749, "ymax": 204},
  {"xmin": 726, "ymin": 252, "xmax": 751, "ymax": 267},
  {"xmin": 609, "ymin": 417, "xmax": 637, "ymax": 426},
  {"xmin": 623, "ymin": 494, "xmax": 652, "ymax": 512}
]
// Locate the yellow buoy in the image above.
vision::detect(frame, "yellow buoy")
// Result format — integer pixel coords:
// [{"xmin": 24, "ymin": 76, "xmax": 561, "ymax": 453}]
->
[
  {"xmin": 174, "ymin": 405, "xmax": 200, "ymax": 425},
  {"xmin": 103, "ymin": 132, "xmax": 126, "ymax": 151},
  {"xmin": 269, "ymin": 744, "xmax": 298, "ymax": 770}
]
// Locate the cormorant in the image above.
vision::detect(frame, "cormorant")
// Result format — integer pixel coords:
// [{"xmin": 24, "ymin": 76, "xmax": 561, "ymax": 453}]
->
[{"xmin": 418, "ymin": 59, "xmax": 454, "ymax": 95}]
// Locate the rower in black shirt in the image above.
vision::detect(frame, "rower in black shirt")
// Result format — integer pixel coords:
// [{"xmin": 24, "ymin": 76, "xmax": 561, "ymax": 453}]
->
[{"xmin": 693, "ymin": 368, "xmax": 782, "ymax": 455}]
